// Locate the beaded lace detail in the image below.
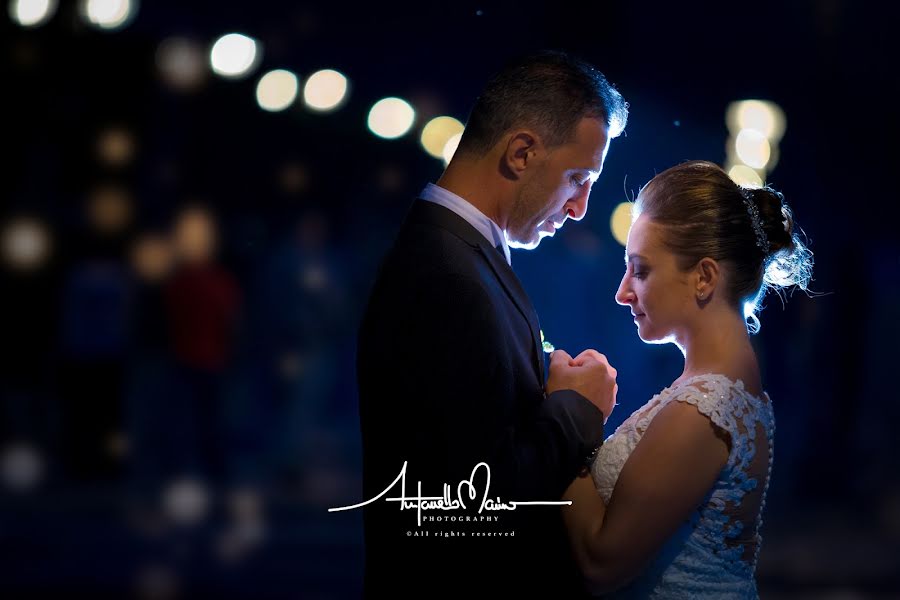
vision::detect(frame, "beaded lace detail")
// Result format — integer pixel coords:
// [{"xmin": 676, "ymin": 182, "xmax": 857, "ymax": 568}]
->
[{"xmin": 590, "ymin": 374, "xmax": 775, "ymax": 599}]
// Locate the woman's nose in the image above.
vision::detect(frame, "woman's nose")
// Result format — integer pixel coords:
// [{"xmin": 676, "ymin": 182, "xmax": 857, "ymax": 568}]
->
[{"xmin": 615, "ymin": 277, "xmax": 633, "ymax": 306}]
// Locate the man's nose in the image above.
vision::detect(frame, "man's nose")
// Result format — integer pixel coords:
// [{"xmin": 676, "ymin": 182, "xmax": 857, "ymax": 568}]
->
[{"xmin": 564, "ymin": 191, "xmax": 589, "ymax": 222}]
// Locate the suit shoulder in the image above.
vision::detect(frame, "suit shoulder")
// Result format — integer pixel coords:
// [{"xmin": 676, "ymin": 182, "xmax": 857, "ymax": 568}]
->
[{"xmin": 383, "ymin": 221, "xmax": 488, "ymax": 281}]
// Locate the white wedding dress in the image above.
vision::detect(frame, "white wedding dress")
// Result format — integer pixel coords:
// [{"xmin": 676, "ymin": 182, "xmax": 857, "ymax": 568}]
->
[{"xmin": 590, "ymin": 373, "xmax": 775, "ymax": 599}]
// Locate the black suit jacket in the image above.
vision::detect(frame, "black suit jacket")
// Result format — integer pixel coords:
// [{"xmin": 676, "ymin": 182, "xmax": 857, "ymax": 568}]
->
[{"xmin": 357, "ymin": 199, "xmax": 605, "ymax": 597}]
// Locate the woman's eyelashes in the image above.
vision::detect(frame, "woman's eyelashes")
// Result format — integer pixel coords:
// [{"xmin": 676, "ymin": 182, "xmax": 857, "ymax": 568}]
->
[{"xmin": 629, "ymin": 263, "xmax": 648, "ymax": 280}]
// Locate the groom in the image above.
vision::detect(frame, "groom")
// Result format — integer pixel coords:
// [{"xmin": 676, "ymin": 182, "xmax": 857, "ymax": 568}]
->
[{"xmin": 357, "ymin": 51, "xmax": 628, "ymax": 597}]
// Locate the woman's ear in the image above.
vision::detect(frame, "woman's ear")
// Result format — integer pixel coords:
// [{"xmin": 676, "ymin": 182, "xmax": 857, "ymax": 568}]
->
[{"xmin": 695, "ymin": 257, "xmax": 720, "ymax": 302}]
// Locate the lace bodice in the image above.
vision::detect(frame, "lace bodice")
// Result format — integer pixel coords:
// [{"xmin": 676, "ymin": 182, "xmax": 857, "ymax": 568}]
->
[{"xmin": 590, "ymin": 373, "xmax": 775, "ymax": 599}]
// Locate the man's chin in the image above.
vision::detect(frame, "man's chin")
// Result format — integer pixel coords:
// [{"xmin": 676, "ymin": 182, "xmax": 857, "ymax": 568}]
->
[{"xmin": 507, "ymin": 228, "xmax": 550, "ymax": 250}]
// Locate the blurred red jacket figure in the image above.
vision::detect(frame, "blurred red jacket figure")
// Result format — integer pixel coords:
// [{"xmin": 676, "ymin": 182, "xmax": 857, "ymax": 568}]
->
[{"xmin": 163, "ymin": 263, "xmax": 240, "ymax": 371}]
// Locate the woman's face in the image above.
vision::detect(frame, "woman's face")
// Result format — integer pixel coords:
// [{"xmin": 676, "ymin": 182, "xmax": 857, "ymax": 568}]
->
[{"xmin": 615, "ymin": 214, "xmax": 696, "ymax": 345}]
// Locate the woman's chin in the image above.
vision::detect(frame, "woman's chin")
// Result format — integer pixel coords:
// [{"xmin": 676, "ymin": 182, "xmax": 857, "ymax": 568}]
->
[{"xmin": 636, "ymin": 325, "xmax": 670, "ymax": 345}]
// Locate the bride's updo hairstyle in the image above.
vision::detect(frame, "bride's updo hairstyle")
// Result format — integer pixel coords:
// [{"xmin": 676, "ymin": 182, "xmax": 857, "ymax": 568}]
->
[{"xmin": 633, "ymin": 160, "xmax": 813, "ymax": 332}]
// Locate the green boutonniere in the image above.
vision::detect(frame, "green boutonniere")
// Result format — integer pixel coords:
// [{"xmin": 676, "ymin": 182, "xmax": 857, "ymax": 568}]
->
[{"xmin": 540, "ymin": 330, "xmax": 554, "ymax": 354}]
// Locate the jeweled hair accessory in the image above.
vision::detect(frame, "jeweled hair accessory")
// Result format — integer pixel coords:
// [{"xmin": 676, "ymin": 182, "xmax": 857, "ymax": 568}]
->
[{"xmin": 740, "ymin": 189, "xmax": 770, "ymax": 254}]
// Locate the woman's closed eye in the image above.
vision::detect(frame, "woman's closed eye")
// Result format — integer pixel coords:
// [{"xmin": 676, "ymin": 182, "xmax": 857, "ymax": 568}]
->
[{"xmin": 628, "ymin": 263, "xmax": 648, "ymax": 280}]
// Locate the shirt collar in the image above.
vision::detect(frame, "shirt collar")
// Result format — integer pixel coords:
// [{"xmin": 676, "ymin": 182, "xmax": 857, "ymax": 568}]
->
[{"xmin": 419, "ymin": 183, "xmax": 510, "ymax": 265}]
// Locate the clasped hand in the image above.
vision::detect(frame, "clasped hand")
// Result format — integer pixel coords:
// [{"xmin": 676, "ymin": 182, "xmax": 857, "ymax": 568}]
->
[{"xmin": 546, "ymin": 349, "xmax": 618, "ymax": 423}]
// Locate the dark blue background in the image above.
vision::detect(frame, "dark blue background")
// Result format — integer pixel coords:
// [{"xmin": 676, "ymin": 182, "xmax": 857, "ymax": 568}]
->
[{"xmin": 1, "ymin": 1, "xmax": 897, "ymax": 597}]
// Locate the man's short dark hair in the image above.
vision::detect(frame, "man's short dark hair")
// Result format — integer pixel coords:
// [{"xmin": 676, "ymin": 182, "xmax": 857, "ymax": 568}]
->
[{"xmin": 455, "ymin": 50, "xmax": 628, "ymax": 158}]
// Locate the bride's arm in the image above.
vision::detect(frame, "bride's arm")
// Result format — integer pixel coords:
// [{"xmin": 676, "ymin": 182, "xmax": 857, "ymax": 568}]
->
[{"xmin": 561, "ymin": 400, "xmax": 729, "ymax": 594}]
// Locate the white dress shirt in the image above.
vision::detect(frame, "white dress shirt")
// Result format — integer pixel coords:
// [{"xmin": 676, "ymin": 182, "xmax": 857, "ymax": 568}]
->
[{"xmin": 419, "ymin": 183, "xmax": 511, "ymax": 266}]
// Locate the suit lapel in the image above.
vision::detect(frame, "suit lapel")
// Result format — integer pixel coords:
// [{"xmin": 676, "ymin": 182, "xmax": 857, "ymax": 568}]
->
[
  {"xmin": 407, "ymin": 200, "xmax": 545, "ymax": 384},
  {"xmin": 475, "ymin": 242, "xmax": 545, "ymax": 384}
]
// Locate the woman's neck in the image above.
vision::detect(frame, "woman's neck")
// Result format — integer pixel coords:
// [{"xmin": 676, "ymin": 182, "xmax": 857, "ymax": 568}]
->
[{"xmin": 677, "ymin": 308, "xmax": 762, "ymax": 395}]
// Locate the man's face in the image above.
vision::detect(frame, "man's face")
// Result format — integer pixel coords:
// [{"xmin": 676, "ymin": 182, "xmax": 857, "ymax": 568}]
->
[{"xmin": 506, "ymin": 117, "xmax": 610, "ymax": 249}]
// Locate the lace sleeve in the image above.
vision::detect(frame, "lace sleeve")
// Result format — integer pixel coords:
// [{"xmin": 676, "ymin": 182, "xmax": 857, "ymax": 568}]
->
[{"xmin": 665, "ymin": 377, "xmax": 749, "ymax": 445}]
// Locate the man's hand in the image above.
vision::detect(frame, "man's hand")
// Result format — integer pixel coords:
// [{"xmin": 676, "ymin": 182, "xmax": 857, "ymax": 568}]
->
[{"xmin": 546, "ymin": 349, "xmax": 618, "ymax": 423}]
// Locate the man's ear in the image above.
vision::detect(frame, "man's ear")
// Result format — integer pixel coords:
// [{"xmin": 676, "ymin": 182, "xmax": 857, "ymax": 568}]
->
[{"xmin": 503, "ymin": 130, "xmax": 541, "ymax": 176}]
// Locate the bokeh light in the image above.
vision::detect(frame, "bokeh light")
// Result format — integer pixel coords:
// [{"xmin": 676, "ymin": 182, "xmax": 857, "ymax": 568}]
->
[
  {"xmin": 727, "ymin": 164, "xmax": 764, "ymax": 188},
  {"xmin": 255, "ymin": 69, "xmax": 299, "ymax": 112},
  {"xmin": 162, "ymin": 478, "xmax": 210, "ymax": 525},
  {"xmin": 420, "ymin": 116, "xmax": 465, "ymax": 159},
  {"xmin": 367, "ymin": 97, "xmax": 415, "ymax": 139},
  {"xmin": 216, "ymin": 487, "xmax": 267, "ymax": 563},
  {"xmin": 610, "ymin": 201, "xmax": 633, "ymax": 246},
  {"xmin": 156, "ymin": 36, "xmax": 207, "ymax": 92},
  {"xmin": 1, "ymin": 443, "xmax": 43, "ymax": 492},
  {"xmin": 96, "ymin": 127, "xmax": 136, "ymax": 166},
  {"xmin": 1, "ymin": 217, "xmax": 52, "ymax": 271},
  {"xmin": 302, "ymin": 263, "xmax": 328, "ymax": 291},
  {"xmin": 130, "ymin": 233, "xmax": 174, "ymax": 282},
  {"xmin": 79, "ymin": 0, "xmax": 136, "ymax": 31},
  {"xmin": 727, "ymin": 99, "xmax": 786, "ymax": 141},
  {"xmin": 302, "ymin": 69, "xmax": 349, "ymax": 112},
  {"xmin": 9, "ymin": 0, "xmax": 57, "ymax": 27},
  {"xmin": 734, "ymin": 128, "xmax": 771, "ymax": 170},
  {"xmin": 87, "ymin": 185, "xmax": 133, "ymax": 233},
  {"xmin": 209, "ymin": 33, "xmax": 260, "ymax": 79},
  {"xmin": 442, "ymin": 131, "xmax": 463, "ymax": 165},
  {"xmin": 173, "ymin": 207, "xmax": 217, "ymax": 264}
]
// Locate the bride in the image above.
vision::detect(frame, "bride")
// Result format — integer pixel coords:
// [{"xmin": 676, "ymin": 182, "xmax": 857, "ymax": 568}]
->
[{"xmin": 558, "ymin": 161, "xmax": 813, "ymax": 598}]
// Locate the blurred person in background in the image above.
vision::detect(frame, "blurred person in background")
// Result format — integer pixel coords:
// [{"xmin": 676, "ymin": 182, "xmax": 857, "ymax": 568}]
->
[
  {"xmin": 258, "ymin": 210, "xmax": 350, "ymax": 490},
  {"xmin": 125, "ymin": 232, "xmax": 176, "ymax": 502},
  {"xmin": 162, "ymin": 206, "xmax": 241, "ymax": 485},
  {"xmin": 57, "ymin": 258, "xmax": 132, "ymax": 481}
]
